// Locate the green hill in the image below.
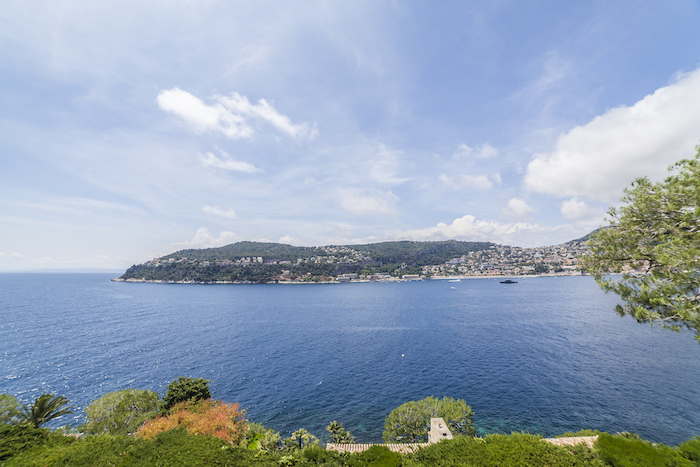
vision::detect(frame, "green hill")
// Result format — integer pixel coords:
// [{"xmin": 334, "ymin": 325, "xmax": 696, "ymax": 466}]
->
[{"xmin": 118, "ymin": 240, "xmax": 496, "ymax": 283}]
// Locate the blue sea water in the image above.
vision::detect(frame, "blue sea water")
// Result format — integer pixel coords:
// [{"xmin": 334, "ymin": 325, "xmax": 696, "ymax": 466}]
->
[{"xmin": 1, "ymin": 273, "xmax": 699, "ymax": 445}]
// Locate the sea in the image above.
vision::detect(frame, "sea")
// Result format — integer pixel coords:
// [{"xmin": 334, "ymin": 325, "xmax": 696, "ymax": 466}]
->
[{"xmin": 1, "ymin": 273, "xmax": 699, "ymax": 445}]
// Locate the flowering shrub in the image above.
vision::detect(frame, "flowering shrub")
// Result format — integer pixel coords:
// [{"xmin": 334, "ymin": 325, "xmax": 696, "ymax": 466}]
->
[{"xmin": 136, "ymin": 399, "xmax": 245, "ymax": 444}]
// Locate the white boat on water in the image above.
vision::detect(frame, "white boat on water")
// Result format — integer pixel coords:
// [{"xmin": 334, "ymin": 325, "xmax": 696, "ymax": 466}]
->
[{"xmin": 448, "ymin": 279, "xmax": 461, "ymax": 282}]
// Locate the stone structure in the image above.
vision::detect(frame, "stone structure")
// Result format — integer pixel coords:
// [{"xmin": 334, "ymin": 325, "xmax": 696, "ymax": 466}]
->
[
  {"xmin": 428, "ymin": 417, "xmax": 453, "ymax": 443},
  {"xmin": 327, "ymin": 418, "xmax": 451, "ymax": 454}
]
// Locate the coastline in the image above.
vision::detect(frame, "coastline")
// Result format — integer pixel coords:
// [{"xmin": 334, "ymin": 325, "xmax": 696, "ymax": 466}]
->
[{"xmin": 110, "ymin": 271, "xmax": 586, "ymax": 285}]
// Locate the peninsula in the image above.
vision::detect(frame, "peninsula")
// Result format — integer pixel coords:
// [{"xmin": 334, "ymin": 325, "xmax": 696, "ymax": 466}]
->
[{"xmin": 115, "ymin": 234, "xmax": 590, "ymax": 284}]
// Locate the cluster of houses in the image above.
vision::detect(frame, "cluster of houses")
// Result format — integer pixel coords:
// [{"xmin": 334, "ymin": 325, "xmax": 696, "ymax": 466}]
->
[
  {"xmin": 139, "ymin": 240, "xmax": 589, "ymax": 282},
  {"xmin": 422, "ymin": 242, "xmax": 588, "ymax": 278}
]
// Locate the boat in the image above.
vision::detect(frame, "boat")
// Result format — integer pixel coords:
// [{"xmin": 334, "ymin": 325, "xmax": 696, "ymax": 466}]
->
[{"xmin": 500, "ymin": 279, "xmax": 517, "ymax": 284}]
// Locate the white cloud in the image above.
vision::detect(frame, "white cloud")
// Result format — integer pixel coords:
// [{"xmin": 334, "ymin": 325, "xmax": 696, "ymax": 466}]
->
[
  {"xmin": 560, "ymin": 197, "xmax": 602, "ymax": 220},
  {"xmin": 453, "ymin": 142, "xmax": 498, "ymax": 159},
  {"xmin": 501, "ymin": 198, "xmax": 534, "ymax": 220},
  {"xmin": 173, "ymin": 228, "xmax": 237, "ymax": 248},
  {"xmin": 399, "ymin": 214, "xmax": 541, "ymax": 243},
  {"xmin": 197, "ymin": 150, "xmax": 260, "ymax": 173},
  {"xmin": 218, "ymin": 93, "xmax": 318, "ymax": 139},
  {"xmin": 279, "ymin": 235, "xmax": 300, "ymax": 245},
  {"xmin": 202, "ymin": 205, "xmax": 236, "ymax": 219},
  {"xmin": 157, "ymin": 88, "xmax": 251, "ymax": 138},
  {"xmin": 339, "ymin": 189, "xmax": 398, "ymax": 215},
  {"xmin": 0, "ymin": 252, "xmax": 25, "ymax": 259},
  {"xmin": 368, "ymin": 145, "xmax": 411, "ymax": 185},
  {"xmin": 524, "ymin": 67, "xmax": 700, "ymax": 202},
  {"xmin": 439, "ymin": 173, "xmax": 494, "ymax": 190},
  {"xmin": 157, "ymin": 88, "xmax": 316, "ymax": 139}
]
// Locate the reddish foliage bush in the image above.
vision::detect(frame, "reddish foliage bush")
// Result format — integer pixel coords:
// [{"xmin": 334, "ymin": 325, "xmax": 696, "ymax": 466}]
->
[{"xmin": 136, "ymin": 399, "xmax": 245, "ymax": 444}]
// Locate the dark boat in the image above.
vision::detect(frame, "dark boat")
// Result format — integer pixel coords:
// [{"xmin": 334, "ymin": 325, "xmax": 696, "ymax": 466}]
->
[{"xmin": 500, "ymin": 279, "xmax": 517, "ymax": 284}]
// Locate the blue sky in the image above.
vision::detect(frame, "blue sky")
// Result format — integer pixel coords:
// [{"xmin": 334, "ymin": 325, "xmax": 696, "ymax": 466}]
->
[{"xmin": 1, "ymin": 1, "xmax": 700, "ymax": 271}]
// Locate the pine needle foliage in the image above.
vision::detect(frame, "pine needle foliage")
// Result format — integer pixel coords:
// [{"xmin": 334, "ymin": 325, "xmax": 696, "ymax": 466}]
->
[{"xmin": 584, "ymin": 146, "xmax": 700, "ymax": 341}]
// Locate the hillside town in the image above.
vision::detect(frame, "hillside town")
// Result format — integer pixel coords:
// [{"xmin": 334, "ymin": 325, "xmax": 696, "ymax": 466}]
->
[
  {"xmin": 421, "ymin": 241, "xmax": 589, "ymax": 278},
  {"xmin": 128, "ymin": 239, "xmax": 589, "ymax": 284}
]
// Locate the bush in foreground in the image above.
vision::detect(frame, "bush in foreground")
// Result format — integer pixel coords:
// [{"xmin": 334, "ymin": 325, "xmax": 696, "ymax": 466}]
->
[
  {"xmin": 0, "ymin": 395, "xmax": 22, "ymax": 426},
  {"xmin": 82, "ymin": 388, "xmax": 160, "ymax": 435},
  {"xmin": 407, "ymin": 433, "xmax": 605, "ymax": 467},
  {"xmin": 162, "ymin": 376, "xmax": 212, "ymax": 412},
  {"xmin": 595, "ymin": 432, "xmax": 694, "ymax": 467},
  {"xmin": 0, "ymin": 424, "xmax": 73, "ymax": 462},
  {"xmin": 4, "ymin": 429, "xmax": 279, "ymax": 467},
  {"xmin": 136, "ymin": 399, "xmax": 246, "ymax": 444},
  {"xmin": 678, "ymin": 436, "xmax": 700, "ymax": 465}
]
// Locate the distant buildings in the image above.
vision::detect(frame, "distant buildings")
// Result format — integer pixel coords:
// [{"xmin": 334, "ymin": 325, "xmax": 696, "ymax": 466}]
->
[{"xmin": 137, "ymin": 239, "xmax": 589, "ymax": 282}]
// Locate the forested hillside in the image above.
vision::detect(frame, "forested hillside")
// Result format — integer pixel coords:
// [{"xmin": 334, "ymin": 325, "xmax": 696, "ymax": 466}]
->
[{"xmin": 118, "ymin": 240, "xmax": 496, "ymax": 283}]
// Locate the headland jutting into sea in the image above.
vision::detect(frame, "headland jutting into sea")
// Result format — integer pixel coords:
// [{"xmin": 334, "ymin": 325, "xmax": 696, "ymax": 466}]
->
[{"xmin": 115, "ymin": 235, "xmax": 591, "ymax": 284}]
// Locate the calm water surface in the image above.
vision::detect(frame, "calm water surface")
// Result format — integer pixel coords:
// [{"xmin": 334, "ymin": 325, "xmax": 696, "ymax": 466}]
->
[{"xmin": 1, "ymin": 273, "xmax": 699, "ymax": 444}]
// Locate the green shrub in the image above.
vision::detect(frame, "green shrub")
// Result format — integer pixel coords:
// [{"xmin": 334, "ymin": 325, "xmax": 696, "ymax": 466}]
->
[
  {"xmin": 82, "ymin": 388, "xmax": 160, "ymax": 435},
  {"xmin": 244, "ymin": 421, "xmax": 281, "ymax": 452},
  {"xmin": 347, "ymin": 445, "xmax": 402, "ymax": 467},
  {"xmin": 162, "ymin": 376, "xmax": 211, "ymax": 412},
  {"xmin": 411, "ymin": 433, "xmax": 605, "ymax": 467},
  {"xmin": 0, "ymin": 424, "xmax": 73, "ymax": 462},
  {"xmin": 5, "ymin": 428, "xmax": 282, "ymax": 467},
  {"xmin": 283, "ymin": 428, "xmax": 319, "ymax": 451},
  {"xmin": 327, "ymin": 420, "xmax": 355, "ymax": 444},
  {"xmin": 0, "ymin": 395, "xmax": 21, "ymax": 425},
  {"xmin": 678, "ymin": 436, "xmax": 700, "ymax": 465},
  {"xmin": 595, "ymin": 432, "xmax": 693, "ymax": 467},
  {"xmin": 303, "ymin": 444, "xmax": 334, "ymax": 464}
]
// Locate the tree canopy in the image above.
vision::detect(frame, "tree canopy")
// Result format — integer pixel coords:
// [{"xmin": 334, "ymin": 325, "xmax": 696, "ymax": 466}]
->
[
  {"xmin": 583, "ymin": 146, "xmax": 700, "ymax": 341},
  {"xmin": 162, "ymin": 376, "xmax": 211, "ymax": 412},
  {"xmin": 83, "ymin": 389, "xmax": 160, "ymax": 435},
  {"xmin": 382, "ymin": 396, "xmax": 475, "ymax": 443},
  {"xmin": 326, "ymin": 420, "xmax": 354, "ymax": 444}
]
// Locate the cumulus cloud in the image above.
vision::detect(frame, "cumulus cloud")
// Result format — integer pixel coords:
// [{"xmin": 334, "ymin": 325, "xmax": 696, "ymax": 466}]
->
[
  {"xmin": 524, "ymin": 68, "xmax": 700, "ymax": 202},
  {"xmin": 560, "ymin": 197, "xmax": 602, "ymax": 220},
  {"xmin": 157, "ymin": 88, "xmax": 317, "ymax": 139},
  {"xmin": 173, "ymin": 228, "xmax": 236, "ymax": 248},
  {"xmin": 339, "ymin": 189, "xmax": 398, "ymax": 215},
  {"xmin": 202, "ymin": 205, "xmax": 236, "ymax": 219},
  {"xmin": 439, "ymin": 173, "xmax": 494, "ymax": 190},
  {"xmin": 197, "ymin": 150, "xmax": 260, "ymax": 173},
  {"xmin": 399, "ymin": 214, "xmax": 541, "ymax": 243},
  {"xmin": 501, "ymin": 198, "xmax": 534, "ymax": 220},
  {"xmin": 279, "ymin": 235, "xmax": 301, "ymax": 245},
  {"xmin": 453, "ymin": 142, "xmax": 498, "ymax": 159}
]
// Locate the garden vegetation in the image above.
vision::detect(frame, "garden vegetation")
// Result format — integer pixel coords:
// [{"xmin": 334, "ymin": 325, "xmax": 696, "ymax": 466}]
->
[{"xmin": 3, "ymin": 380, "xmax": 700, "ymax": 466}]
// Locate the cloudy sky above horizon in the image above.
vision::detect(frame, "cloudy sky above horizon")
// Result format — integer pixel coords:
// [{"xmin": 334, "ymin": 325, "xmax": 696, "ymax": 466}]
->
[{"xmin": 2, "ymin": 1, "xmax": 700, "ymax": 271}]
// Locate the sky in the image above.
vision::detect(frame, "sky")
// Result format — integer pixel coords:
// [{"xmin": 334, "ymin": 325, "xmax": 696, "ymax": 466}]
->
[{"xmin": 1, "ymin": 1, "xmax": 700, "ymax": 271}]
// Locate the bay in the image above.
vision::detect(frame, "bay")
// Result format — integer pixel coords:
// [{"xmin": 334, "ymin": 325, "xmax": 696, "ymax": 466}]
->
[{"xmin": 1, "ymin": 273, "xmax": 699, "ymax": 445}]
